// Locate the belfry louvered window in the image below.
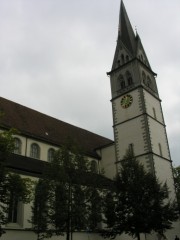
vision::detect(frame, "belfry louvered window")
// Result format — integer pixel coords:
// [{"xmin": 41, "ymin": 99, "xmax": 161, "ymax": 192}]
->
[{"xmin": 126, "ymin": 71, "xmax": 133, "ymax": 85}]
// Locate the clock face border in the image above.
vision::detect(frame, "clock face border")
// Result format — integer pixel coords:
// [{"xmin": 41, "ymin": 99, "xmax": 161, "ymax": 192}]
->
[{"xmin": 121, "ymin": 94, "xmax": 133, "ymax": 108}]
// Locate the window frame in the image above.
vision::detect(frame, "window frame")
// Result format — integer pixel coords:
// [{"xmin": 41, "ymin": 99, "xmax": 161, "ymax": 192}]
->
[
  {"xmin": 48, "ymin": 148, "xmax": 55, "ymax": 162},
  {"xmin": 30, "ymin": 143, "xmax": 40, "ymax": 159},
  {"xmin": 13, "ymin": 138, "xmax": 22, "ymax": 155},
  {"xmin": 7, "ymin": 194, "xmax": 24, "ymax": 227}
]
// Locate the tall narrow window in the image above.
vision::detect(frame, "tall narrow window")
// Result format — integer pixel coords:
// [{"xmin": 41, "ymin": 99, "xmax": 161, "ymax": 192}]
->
[
  {"xmin": 158, "ymin": 143, "xmax": 162, "ymax": 156},
  {"xmin": 13, "ymin": 138, "xmax": 22, "ymax": 154},
  {"xmin": 142, "ymin": 71, "xmax": 146, "ymax": 84},
  {"xmin": 121, "ymin": 81, "xmax": 125, "ymax": 89},
  {"xmin": 8, "ymin": 193, "xmax": 18, "ymax": 223},
  {"xmin": 118, "ymin": 75, "xmax": 125, "ymax": 89},
  {"xmin": 153, "ymin": 107, "xmax": 157, "ymax": 119},
  {"xmin": 117, "ymin": 60, "xmax": 120, "ymax": 67},
  {"xmin": 121, "ymin": 54, "xmax": 125, "ymax": 64},
  {"xmin": 30, "ymin": 143, "xmax": 40, "ymax": 159},
  {"xmin": 147, "ymin": 76, "xmax": 151, "ymax": 88},
  {"xmin": 129, "ymin": 143, "xmax": 134, "ymax": 155},
  {"xmin": 48, "ymin": 148, "xmax": 55, "ymax": 162},
  {"xmin": 126, "ymin": 55, "xmax": 129, "ymax": 62}
]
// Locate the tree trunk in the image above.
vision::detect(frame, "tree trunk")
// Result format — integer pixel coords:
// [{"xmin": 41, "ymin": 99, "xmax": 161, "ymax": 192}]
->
[
  {"xmin": 66, "ymin": 182, "xmax": 72, "ymax": 240},
  {"xmin": 137, "ymin": 232, "xmax": 141, "ymax": 240}
]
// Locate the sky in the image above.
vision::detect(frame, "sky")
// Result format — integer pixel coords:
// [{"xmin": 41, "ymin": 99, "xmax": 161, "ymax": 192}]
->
[{"xmin": 0, "ymin": 0, "xmax": 180, "ymax": 166}]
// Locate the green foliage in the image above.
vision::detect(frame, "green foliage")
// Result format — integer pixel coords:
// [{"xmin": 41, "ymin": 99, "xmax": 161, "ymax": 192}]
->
[
  {"xmin": 7, "ymin": 174, "xmax": 33, "ymax": 204},
  {"xmin": 0, "ymin": 128, "xmax": 32, "ymax": 237},
  {"xmin": 103, "ymin": 191, "xmax": 116, "ymax": 229},
  {"xmin": 0, "ymin": 128, "xmax": 17, "ymax": 157},
  {"xmin": 87, "ymin": 187, "xmax": 103, "ymax": 230},
  {"xmin": 0, "ymin": 129, "xmax": 17, "ymax": 237},
  {"xmin": 103, "ymin": 151, "xmax": 179, "ymax": 240},
  {"xmin": 173, "ymin": 166, "xmax": 180, "ymax": 212},
  {"xmin": 71, "ymin": 184, "xmax": 88, "ymax": 231},
  {"xmin": 31, "ymin": 180, "xmax": 52, "ymax": 240},
  {"xmin": 31, "ymin": 139, "xmax": 104, "ymax": 240},
  {"xmin": 0, "ymin": 168, "xmax": 8, "ymax": 236}
]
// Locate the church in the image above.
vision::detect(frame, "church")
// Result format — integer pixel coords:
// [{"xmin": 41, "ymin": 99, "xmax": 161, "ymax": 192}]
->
[{"xmin": 0, "ymin": 1, "xmax": 179, "ymax": 240}]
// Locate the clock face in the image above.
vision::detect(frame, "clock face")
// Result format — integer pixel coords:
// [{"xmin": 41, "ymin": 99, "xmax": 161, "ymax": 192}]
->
[{"xmin": 121, "ymin": 94, "xmax": 133, "ymax": 108}]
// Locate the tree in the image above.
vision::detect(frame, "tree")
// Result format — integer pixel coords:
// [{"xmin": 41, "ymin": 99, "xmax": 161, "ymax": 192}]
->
[
  {"xmin": 31, "ymin": 139, "xmax": 104, "ymax": 240},
  {"xmin": 103, "ymin": 150, "xmax": 179, "ymax": 240},
  {"xmin": 0, "ymin": 129, "xmax": 33, "ymax": 237},
  {"xmin": 173, "ymin": 166, "xmax": 180, "ymax": 212}
]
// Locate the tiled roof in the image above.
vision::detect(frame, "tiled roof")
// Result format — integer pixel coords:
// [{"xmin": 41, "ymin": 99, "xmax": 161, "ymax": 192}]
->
[{"xmin": 0, "ymin": 97, "xmax": 113, "ymax": 158}]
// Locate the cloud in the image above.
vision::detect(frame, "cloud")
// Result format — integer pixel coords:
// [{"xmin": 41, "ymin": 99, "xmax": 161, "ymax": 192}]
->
[{"xmin": 0, "ymin": 0, "xmax": 179, "ymax": 166}]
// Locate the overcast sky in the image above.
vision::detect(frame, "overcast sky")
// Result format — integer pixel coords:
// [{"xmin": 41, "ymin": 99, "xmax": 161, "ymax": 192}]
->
[{"xmin": 0, "ymin": 0, "xmax": 180, "ymax": 166}]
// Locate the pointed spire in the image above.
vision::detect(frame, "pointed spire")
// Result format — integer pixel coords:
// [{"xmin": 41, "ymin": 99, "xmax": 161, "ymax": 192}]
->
[
  {"xmin": 118, "ymin": 0, "xmax": 136, "ymax": 55},
  {"xmin": 110, "ymin": 0, "xmax": 153, "ymax": 72}
]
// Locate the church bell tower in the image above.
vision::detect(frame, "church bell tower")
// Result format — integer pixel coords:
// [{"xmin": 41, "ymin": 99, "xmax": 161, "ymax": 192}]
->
[{"xmin": 108, "ymin": 1, "xmax": 176, "ymax": 200}]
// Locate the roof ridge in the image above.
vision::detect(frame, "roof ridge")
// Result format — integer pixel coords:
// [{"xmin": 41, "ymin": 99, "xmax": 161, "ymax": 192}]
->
[
  {"xmin": 0, "ymin": 96, "xmax": 113, "ymax": 158},
  {"xmin": 0, "ymin": 96, "xmax": 112, "ymax": 141}
]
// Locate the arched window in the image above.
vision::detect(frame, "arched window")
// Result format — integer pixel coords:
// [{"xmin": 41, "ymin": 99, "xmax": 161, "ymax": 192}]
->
[
  {"xmin": 121, "ymin": 81, "xmax": 126, "ymax": 89},
  {"xmin": 48, "ymin": 148, "xmax": 55, "ymax": 162},
  {"xmin": 121, "ymin": 54, "xmax": 125, "ymax": 64},
  {"xmin": 119, "ymin": 74, "xmax": 123, "ymax": 81},
  {"xmin": 13, "ymin": 138, "xmax": 22, "ymax": 154},
  {"xmin": 90, "ymin": 160, "xmax": 98, "ymax": 173},
  {"xmin": 147, "ymin": 76, "xmax": 151, "ymax": 88},
  {"xmin": 142, "ymin": 71, "xmax": 146, "ymax": 84},
  {"xmin": 117, "ymin": 60, "xmax": 120, "ymax": 67},
  {"xmin": 126, "ymin": 55, "xmax": 129, "ymax": 62},
  {"xmin": 30, "ymin": 143, "xmax": 40, "ymax": 159},
  {"xmin": 129, "ymin": 143, "xmax": 134, "ymax": 155},
  {"xmin": 118, "ymin": 74, "xmax": 125, "ymax": 89},
  {"xmin": 126, "ymin": 71, "xmax": 133, "ymax": 85}
]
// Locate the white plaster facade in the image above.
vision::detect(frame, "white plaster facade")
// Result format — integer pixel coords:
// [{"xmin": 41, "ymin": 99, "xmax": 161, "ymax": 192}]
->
[{"xmin": 1, "ymin": 135, "xmax": 117, "ymax": 240}]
